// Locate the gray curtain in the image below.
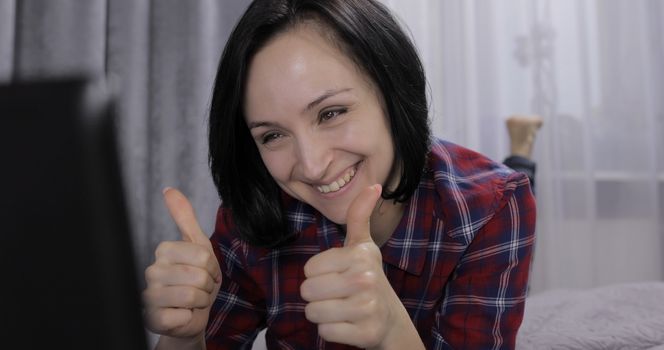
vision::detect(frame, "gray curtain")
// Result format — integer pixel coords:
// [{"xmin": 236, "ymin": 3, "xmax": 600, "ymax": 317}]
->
[{"xmin": 0, "ymin": 0, "xmax": 252, "ymax": 279}]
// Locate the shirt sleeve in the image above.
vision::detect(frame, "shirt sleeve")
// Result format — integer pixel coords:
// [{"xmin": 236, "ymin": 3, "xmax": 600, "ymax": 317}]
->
[
  {"xmin": 205, "ymin": 211, "xmax": 267, "ymax": 350},
  {"xmin": 432, "ymin": 172, "xmax": 536, "ymax": 349}
]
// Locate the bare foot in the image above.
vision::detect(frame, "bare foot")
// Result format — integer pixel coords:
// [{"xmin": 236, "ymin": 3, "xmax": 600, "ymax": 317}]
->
[{"xmin": 506, "ymin": 115, "xmax": 543, "ymax": 158}]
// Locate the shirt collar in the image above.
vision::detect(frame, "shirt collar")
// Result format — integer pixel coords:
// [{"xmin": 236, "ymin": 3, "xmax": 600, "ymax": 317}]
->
[
  {"xmin": 282, "ymin": 173, "xmax": 439, "ymax": 276},
  {"xmin": 379, "ymin": 175, "xmax": 438, "ymax": 276},
  {"xmin": 311, "ymin": 174, "xmax": 439, "ymax": 277}
]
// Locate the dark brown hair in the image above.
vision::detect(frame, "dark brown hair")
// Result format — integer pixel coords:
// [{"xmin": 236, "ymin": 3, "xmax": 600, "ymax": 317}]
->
[{"xmin": 208, "ymin": 0, "xmax": 430, "ymax": 247}]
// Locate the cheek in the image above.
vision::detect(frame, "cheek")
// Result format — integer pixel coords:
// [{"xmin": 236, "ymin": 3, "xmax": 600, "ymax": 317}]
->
[
  {"xmin": 344, "ymin": 114, "xmax": 394, "ymax": 154},
  {"xmin": 332, "ymin": 117, "xmax": 380, "ymax": 147},
  {"xmin": 259, "ymin": 150, "xmax": 292, "ymax": 182}
]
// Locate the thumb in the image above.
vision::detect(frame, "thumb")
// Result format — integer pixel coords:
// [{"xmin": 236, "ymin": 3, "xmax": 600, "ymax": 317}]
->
[
  {"xmin": 344, "ymin": 184, "xmax": 382, "ymax": 247},
  {"xmin": 163, "ymin": 187, "xmax": 210, "ymax": 248}
]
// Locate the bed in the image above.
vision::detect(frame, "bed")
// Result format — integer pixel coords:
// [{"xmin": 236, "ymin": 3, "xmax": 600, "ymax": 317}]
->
[{"xmin": 516, "ymin": 281, "xmax": 664, "ymax": 349}]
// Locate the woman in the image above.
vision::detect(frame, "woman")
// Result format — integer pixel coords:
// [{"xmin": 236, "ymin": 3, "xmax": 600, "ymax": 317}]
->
[{"xmin": 143, "ymin": 0, "xmax": 536, "ymax": 349}]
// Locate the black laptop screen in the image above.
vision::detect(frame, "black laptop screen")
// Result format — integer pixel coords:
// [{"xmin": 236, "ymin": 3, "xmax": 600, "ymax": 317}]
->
[{"xmin": 0, "ymin": 78, "xmax": 148, "ymax": 350}]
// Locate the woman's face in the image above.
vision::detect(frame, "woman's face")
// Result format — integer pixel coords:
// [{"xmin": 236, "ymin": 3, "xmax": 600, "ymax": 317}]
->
[{"xmin": 244, "ymin": 25, "xmax": 396, "ymax": 224}]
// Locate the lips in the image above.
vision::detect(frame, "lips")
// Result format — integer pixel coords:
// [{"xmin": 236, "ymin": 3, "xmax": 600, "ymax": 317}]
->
[{"xmin": 316, "ymin": 167, "xmax": 356, "ymax": 193}]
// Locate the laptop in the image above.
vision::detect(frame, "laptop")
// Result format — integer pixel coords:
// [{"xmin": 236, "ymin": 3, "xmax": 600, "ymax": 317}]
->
[{"xmin": 0, "ymin": 77, "xmax": 149, "ymax": 349}]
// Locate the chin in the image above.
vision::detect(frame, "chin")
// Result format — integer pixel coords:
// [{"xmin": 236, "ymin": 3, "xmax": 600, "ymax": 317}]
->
[{"xmin": 316, "ymin": 206, "xmax": 347, "ymax": 224}]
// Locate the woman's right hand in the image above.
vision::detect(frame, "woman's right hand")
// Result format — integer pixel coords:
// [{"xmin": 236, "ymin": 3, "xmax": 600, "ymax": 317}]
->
[{"xmin": 143, "ymin": 188, "xmax": 222, "ymax": 343}]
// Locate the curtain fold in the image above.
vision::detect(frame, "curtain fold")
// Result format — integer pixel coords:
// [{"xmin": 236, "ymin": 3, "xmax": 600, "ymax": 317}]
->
[
  {"xmin": 106, "ymin": 0, "xmax": 151, "ymax": 273},
  {"xmin": 108, "ymin": 0, "xmax": 251, "ymax": 274},
  {"xmin": 12, "ymin": 0, "xmax": 106, "ymax": 79},
  {"xmin": 381, "ymin": 0, "xmax": 664, "ymax": 293},
  {"xmin": 0, "ymin": 0, "xmax": 251, "ymax": 278},
  {"xmin": 0, "ymin": 0, "xmax": 15, "ymax": 80}
]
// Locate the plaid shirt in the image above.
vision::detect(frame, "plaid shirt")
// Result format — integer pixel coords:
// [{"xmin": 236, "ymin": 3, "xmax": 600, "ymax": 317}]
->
[{"xmin": 207, "ymin": 138, "xmax": 536, "ymax": 349}]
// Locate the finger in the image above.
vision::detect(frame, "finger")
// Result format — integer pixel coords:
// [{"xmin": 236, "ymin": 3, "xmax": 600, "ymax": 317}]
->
[
  {"xmin": 300, "ymin": 272, "xmax": 355, "ymax": 302},
  {"xmin": 163, "ymin": 187, "xmax": 210, "ymax": 247},
  {"xmin": 154, "ymin": 241, "xmax": 221, "ymax": 284},
  {"xmin": 344, "ymin": 184, "xmax": 382, "ymax": 247},
  {"xmin": 303, "ymin": 247, "xmax": 351, "ymax": 278},
  {"xmin": 144, "ymin": 307, "xmax": 193, "ymax": 334},
  {"xmin": 143, "ymin": 285, "xmax": 211, "ymax": 309},
  {"xmin": 145, "ymin": 263, "xmax": 216, "ymax": 293},
  {"xmin": 318, "ymin": 322, "xmax": 374, "ymax": 348},
  {"xmin": 305, "ymin": 298, "xmax": 367, "ymax": 324}
]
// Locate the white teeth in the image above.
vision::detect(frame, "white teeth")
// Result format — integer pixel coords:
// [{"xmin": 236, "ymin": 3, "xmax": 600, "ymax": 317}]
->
[{"xmin": 316, "ymin": 167, "xmax": 356, "ymax": 193}]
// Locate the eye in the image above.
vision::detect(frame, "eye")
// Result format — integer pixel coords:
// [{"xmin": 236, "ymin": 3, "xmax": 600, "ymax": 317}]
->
[
  {"xmin": 318, "ymin": 107, "xmax": 347, "ymax": 123},
  {"xmin": 261, "ymin": 132, "xmax": 284, "ymax": 144}
]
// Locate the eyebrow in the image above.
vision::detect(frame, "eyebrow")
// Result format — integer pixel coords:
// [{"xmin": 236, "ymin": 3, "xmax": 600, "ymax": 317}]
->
[
  {"xmin": 302, "ymin": 88, "xmax": 353, "ymax": 114},
  {"xmin": 247, "ymin": 120, "xmax": 282, "ymax": 130},
  {"xmin": 247, "ymin": 88, "xmax": 353, "ymax": 130}
]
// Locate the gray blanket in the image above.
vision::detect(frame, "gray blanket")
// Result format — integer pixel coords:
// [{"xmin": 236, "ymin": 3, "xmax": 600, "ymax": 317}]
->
[{"xmin": 516, "ymin": 281, "xmax": 664, "ymax": 350}]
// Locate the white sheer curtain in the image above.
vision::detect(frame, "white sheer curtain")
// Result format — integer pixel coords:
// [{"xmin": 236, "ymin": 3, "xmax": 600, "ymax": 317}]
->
[{"xmin": 381, "ymin": 0, "xmax": 664, "ymax": 294}]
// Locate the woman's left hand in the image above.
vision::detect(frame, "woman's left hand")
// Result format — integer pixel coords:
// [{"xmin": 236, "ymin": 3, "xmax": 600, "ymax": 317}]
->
[{"xmin": 300, "ymin": 185, "xmax": 423, "ymax": 349}]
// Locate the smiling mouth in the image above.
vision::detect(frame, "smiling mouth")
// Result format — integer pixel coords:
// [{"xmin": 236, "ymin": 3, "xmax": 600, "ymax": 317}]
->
[{"xmin": 316, "ymin": 166, "xmax": 357, "ymax": 194}]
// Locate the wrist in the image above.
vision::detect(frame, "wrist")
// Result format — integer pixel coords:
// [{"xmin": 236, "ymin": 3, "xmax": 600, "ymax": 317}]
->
[{"xmin": 371, "ymin": 302, "xmax": 424, "ymax": 350}]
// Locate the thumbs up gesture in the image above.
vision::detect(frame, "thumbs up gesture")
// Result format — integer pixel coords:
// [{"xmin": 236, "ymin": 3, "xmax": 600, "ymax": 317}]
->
[
  {"xmin": 143, "ymin": 188, "xmax": 222, "ymax": 342},
  {"xmin": 300, "ymin": 185, "xmax": 417, "ymax": 349}
]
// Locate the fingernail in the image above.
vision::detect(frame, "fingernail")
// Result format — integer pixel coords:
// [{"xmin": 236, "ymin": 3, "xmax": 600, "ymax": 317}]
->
[{"xmin": 162, "ymin": 187, "xmax": 172, "ymax": 195}]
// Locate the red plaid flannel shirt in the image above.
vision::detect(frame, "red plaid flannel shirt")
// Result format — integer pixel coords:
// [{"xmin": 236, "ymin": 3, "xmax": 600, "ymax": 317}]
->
[{"xmin": 206, "ymin": 138, "xmax": 536, "ymax": 349}]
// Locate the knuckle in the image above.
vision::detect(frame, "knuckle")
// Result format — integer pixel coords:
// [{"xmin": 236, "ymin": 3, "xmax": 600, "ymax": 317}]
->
[
  {"xmin": 303, "ymin": 260, "xmax": 313, "ymax": 278},
  {"xmin": 304, "ymin": 303, "xmax": 317, "ymax": 322},
  {"xmin": 147, "ymin": 310, "xmax": 171, "ymax": 331},
  {"xmin": 154, "ymin": 241, "xmax": 178, "ymax": 259},
  {"xmin": 195, "ymin": 249, "xmax": 212, "ymax": 266},
  {"xmin": 317, "ymin": 323, "xmax": 334, "ymax": 340},
  {"xmin": 350, "ymin": 246, "xmax": 365, "ymax": 261},
  {"xmin": 144, "ymin": 265, "xmax": 155, "ymax": 281},
  {"xmin": 351, "ymin": 245, "xmax": 376, "ymax": 264},
  {"xmin": 144, "ymin": 264, "xmax": 160, "ymax": 282},
  {"xmin": 353, "ymin": 270, "xmax": 378, "ymax": 290},
  {"xmin": 191, "ymin": 269, "xmax": 209, "ymax": 288},
  {"xmin": 153, "ymin": 311, "xmax": 170, "ymax": 329},
  {"xmin": 178, "ymin": 263, "xmax": 195, "ymax": 277},
  {"xmin": 299, "ymin": 280, "xmax": 312, "ymax": 301},
  {"xmin": 179, "ymin": 287, "xmax": 198, "ymax": 305},
  {"xmin": 362, "ymin": 298, "xmax": 379, "ymax": 316}
]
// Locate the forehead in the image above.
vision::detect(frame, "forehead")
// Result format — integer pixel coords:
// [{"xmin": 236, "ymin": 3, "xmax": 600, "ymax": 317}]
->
[{"xmin": 243, "ymin": 24, "xmax": 375, "ymax": 120}]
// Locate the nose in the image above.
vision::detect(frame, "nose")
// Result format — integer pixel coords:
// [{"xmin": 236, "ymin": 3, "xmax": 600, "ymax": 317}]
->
[{"xmin": 295, "ymin": 133, "xmax": 331, "ymax": 182}]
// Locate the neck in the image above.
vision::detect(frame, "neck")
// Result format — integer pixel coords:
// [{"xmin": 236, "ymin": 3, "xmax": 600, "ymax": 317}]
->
[{"xmin": 369, "ymin": 198, "xmax": 405, "ymax": 246}]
